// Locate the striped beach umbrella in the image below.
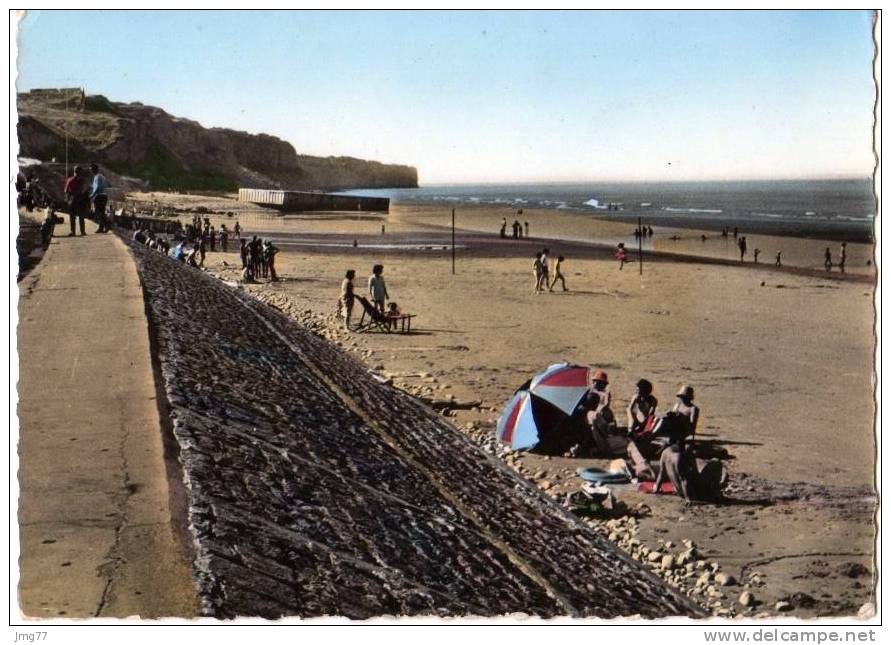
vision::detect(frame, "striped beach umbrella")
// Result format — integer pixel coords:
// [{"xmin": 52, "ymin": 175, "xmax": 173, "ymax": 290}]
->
[{"xmin": 496, "ymin": 363, "xmax": 592, "ymax": 450}]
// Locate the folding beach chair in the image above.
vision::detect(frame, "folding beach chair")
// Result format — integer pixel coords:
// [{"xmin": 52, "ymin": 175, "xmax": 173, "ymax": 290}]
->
[
  {"xmin": 354, "ymin": 295, "xmax": 415, "ymax": 333},
  {"xmin": 354, "ymin": 295, "xmax": 393, "ymax": 333}
]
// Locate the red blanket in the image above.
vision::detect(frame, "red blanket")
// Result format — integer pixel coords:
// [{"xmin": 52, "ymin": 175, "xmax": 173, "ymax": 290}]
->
[{"xmin": 637, "ymin": 481, "xmax": 676, "ymax": 494}]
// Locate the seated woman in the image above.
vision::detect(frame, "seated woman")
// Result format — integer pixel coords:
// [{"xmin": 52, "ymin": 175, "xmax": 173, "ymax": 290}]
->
[
  {"xmin": 581, "ymin": 370, "xmax": 627, "ymax": 456},
  {"xmin": 652, "ymin": 384, "xmax": 699, "ymax": 440},
  {"xmin": 627, "ymin": 378, "xmax": 658, "ymax": 436}
]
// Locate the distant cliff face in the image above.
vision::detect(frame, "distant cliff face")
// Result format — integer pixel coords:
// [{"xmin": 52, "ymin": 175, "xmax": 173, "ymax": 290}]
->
[{"xmin": 16, "ymin": 89, "xmax": 418, "ymax": 192}]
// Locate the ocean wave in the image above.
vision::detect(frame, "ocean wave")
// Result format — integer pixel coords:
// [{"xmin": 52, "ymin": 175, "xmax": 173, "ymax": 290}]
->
[
  {"xmin": 831, "ymin": 214, "xmax": 873, "ymax": 222},
  {"xmin": 640, "ymin": 202, "xmax": 652, "ymax": 207},
  {"xmin": 584, "ymin": 198, "xmax": 609, "ymax": 210},
  {"xmin": 751, "ymin": 212, "xmax": 789, "ymax": 220},
  {"xmin": 663, "ymin": 207, "xmax": 723, "ymax": 214}
]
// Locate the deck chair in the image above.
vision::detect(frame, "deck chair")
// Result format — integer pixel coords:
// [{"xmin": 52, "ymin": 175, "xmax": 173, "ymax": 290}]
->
[
  {"xmin": 354, "ymin": 295, "xmax": 415, "ymax": 333},
  {"xmin": 354, "ymin": 295, "xmax": 394, "ymax": 333}
]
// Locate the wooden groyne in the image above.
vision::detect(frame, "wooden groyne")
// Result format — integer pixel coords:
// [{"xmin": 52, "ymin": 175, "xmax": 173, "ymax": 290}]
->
[{"xmin": 238, "ymin": 188, "xmax": 389, "ymax": 213}]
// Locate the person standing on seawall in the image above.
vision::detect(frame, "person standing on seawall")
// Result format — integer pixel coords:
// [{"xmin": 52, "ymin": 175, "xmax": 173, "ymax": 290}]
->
[{"xmin": 90, "ymin": 164, "xmax": 109, "ymax": 233}]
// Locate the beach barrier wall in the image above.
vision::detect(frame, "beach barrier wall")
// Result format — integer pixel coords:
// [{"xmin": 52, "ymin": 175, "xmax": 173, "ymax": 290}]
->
[{"xmin": 238, "ymin": 188, "xmax": 389, "ymax": 213}]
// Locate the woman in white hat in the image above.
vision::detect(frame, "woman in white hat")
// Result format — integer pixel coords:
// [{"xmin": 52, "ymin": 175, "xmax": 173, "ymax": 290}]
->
[{"xmin": 671, "ymin": 384, "xmax": 699, "ymax": 438}]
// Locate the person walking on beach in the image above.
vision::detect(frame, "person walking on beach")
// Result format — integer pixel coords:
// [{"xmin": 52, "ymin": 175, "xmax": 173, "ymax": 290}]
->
[
  {"xmin": 210, "ymin": 226, "xmax": 216, "ymax": 252},
  {"xmin": 500, "ymin": 217, "xmax": 507, "ymax": 239},
  {"xmin": 549, "ymin": 255, "xmax": 567, "ymax": 292},
  {"xmin": 234, "ymin": 220, "xmax": 241, "ymax": 240},
  {"xmin": 538, "ymin": 248, "xmax": 550, "ymax": 293},
  {"xmin": 753, "ymin": 248, "xmax": 760, "ymax": 264},
  {"xmin": 733, "ymin": 227, "xmax": 738, "ymax": 239},
  {"xmin": 220, "ymin": 226, "xmax": 229, "ymax": 253},
  {"xmin": 738, "ymin": 236, "xmax": 747, "ymax": 262},
  {"xmin": 512, "ymin": 220, "xmax": 520, "ymax": 239},
  {"xmin": 524, "ymin": 221, "xmax": 530, "ymax": 237},
  {"xmin": 775, "ymin": 251, "xmax": 783, "ymax": 267},
  {"xmin": 89, "ymin": 163, "xmax": 109, "ymax": 233},
  {"xmin": 369, "ymin": 264, "xmax": 389, "ymax": 314},
  {"xmin": 839, "ymin": 243, "xmax": 847, "ymax": 273},
  {"xmin": 532, "ymin": 253, "xmax": 543, "ymax": 293},
  {"xmin": 339, "ymin": 269, "xmax": 356, "ymax": 330},
  {"xmin": 615, "ymin": 243, "xmax": 627, "ymax": 270},
  {"xmin": 64, "ymin": 166, "xmax": 89, "ymax": 237},
  {"xmin": 824, "ymin": 247, "xmax": 833, "ymax": 271},
  {"xmin": 239, "ymin": 239, "xmax": 248, "ymax": 269}
]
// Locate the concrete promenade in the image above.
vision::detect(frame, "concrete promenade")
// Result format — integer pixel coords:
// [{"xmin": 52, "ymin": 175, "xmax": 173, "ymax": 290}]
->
[{"xmin": 16, "ymin": 218, "xmax": 198, "ymax": 618}]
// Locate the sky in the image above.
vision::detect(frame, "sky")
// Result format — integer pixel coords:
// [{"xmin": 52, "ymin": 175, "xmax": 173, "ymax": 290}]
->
[{"xmin": 14, "ymin": 9, "xmax": 876, "ymax": 184}]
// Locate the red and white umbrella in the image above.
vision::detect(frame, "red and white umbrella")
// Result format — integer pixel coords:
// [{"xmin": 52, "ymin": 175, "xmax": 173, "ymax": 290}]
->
[{"xmin": 496, "ymin": 363, "xmax": 592, "ymax": 450}]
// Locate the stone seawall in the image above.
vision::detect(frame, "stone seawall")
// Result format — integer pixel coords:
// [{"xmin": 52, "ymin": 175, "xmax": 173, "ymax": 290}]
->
[{"xmin": 126, "ymin": 238, "xmax": 703, "ymax": 619}]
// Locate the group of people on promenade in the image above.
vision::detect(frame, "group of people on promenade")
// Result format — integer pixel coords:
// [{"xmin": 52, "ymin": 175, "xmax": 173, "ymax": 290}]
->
[
  {"xmin": 338, "ymin": 263, "xmax": 402, "ymax": 330},
  {"xmin": 62, "ymin": 163, "xmax": 108, "ymax": 236},
  {"xmin": 571, "ymin": 371, "xmax": 716, "ymax": 503},
  {"xmin": 532, "ymin": 248, "xmax": 567, "ymax": 292}
]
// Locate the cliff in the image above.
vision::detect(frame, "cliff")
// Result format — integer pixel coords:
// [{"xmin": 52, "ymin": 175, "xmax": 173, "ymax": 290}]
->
[{"xmin": 16, "ymin": 89, "xmax": 418, "ymax": 192}]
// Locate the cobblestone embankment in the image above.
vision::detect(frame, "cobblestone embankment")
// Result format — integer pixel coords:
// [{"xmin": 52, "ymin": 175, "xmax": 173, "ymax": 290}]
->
[{"xmin": 126, "ymin": 238, "xmax": 703, "ymax": 619}]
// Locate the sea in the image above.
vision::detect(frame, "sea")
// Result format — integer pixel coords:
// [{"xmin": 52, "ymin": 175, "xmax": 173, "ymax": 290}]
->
[{"xmin": 342, "ymin": 179, "xmax": 876, "ymax": 243}]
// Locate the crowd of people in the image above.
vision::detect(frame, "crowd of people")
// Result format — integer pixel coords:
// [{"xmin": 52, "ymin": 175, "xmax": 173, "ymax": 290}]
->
[
  {"xmin": 131, "ymin": 221, "xmax": 280, "ymax": 281},
  {"xmin": 239, "ymin": 236, "xmax": 280, "ymax": 282}
]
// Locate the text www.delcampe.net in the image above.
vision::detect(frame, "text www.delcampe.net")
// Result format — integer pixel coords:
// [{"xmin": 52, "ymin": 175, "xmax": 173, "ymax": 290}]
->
[{"xmin": 703, "ymin": 630, "xmax": 877, "ymax": 643}]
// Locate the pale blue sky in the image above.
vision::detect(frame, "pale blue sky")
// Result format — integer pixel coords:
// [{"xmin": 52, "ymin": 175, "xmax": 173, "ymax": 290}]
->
[{"xmin": 15, "ymin": 10, "xmax": 876, "ymax": 184}]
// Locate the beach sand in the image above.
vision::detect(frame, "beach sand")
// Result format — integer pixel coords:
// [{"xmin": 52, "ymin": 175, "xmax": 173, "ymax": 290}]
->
[{"xmin": 126, "ymin": 193, "xmax": 877, "ymax": 618}]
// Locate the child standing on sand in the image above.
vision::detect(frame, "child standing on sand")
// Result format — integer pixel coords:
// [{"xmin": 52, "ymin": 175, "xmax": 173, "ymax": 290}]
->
[
  {"xmin": 824, "ymin": 247, "xmax": 833, "ymax": 271},
  {"xmin": 538, "ymin": 248, "xmax": 550, "ymax": 292},
  {"xmin": 339, "ymin": 269, "xmax": 356, "ymax": 330},
  {"xmin": 368, "ymin": 264, "xmax": 389, "ymax": 314},
  {"xmin": 775, "ymin": 251, "xmax": 783, "ymax": 267},
  {"xmin": 615, "ymin": 243, "xmax": 627, "ymax": 270},
  {"xmin": 532, "ymin": 253, "xmax": 543, "ymax": 293},
  {"xmin": 549, "ymin": 255, "xmax": 567, "ymax": 292},
  {"xmin": 839, "ymin": 243, "xmax": 847, "ymax": 273}
]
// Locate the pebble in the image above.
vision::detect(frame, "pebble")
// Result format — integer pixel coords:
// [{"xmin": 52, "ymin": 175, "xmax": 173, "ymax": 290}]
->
[
  {"xmin": 660, "ymin": 555, "xmax": 675, "ymax": 570},
  {"xmin": 775, "ymin": 601, "xmax": 793, "ymax": 612},
  {"xmin": 715, "ymin": 572, "xmax": 737, "ymax": 587},
  {"xmin": 738, "ymin": 591, "xmax": 755, "ymax": 607}
]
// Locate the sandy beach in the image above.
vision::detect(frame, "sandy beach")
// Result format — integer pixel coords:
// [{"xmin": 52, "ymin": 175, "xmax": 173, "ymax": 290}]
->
[{"xmin": 122, "ymin": 192, "xmax": 877, "ymax": 617}]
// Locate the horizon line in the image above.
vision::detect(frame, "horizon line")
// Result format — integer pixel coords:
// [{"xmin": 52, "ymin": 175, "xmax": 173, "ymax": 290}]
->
[{"xmin": 415, "ymin": 175, "xmax": 874, "ymax": 188}]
